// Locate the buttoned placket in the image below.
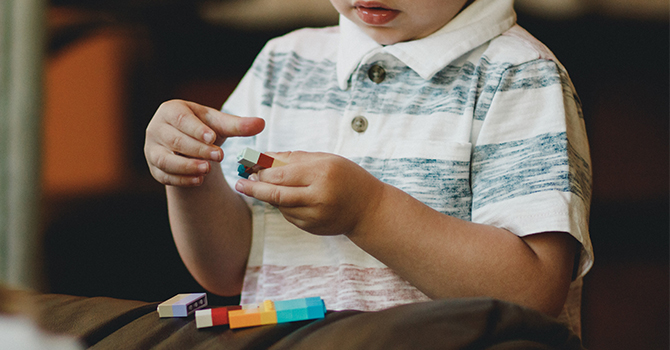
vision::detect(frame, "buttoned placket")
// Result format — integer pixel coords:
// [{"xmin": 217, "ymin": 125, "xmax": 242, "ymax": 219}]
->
[{"xmin": 334, "ymin": 51, "xmax": 392, "ymax": 156}]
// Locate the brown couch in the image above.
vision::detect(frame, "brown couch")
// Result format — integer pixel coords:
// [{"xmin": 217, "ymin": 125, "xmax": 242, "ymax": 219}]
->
[{"xmin": 2, "ymin": 287, "xmax": 584, "ymax": 349}]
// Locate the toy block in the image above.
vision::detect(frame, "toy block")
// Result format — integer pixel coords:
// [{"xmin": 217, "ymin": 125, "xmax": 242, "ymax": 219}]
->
[
  {"xmin": 260, "ymin": 300, "xmax": 278, "ymax": 325},
  {"xmin": 228, "ymin": 301, "xmax": 278, "ymax": 329},
  {"xmin": 237, "ymin": 148, "xmax": 261, "ymax": 168},
  {"xmin": 305, "ymin": 297, "xmax": 327, "ymax": 319},
  {"xmin": 157, "ymin": 293, "xmax": 207, "ymax": 318},
  {"xmin": 229, "ymin": 307, "xmax": 262, "ymax": 329},
  {"xmin": 256, "ymin": 153, "xmax": 274, "ymax": 168},
  {"xmin": 195, "ymin": 309, "xmax": 214, "ymax": 328},
  {"xmin": 274, "ymin": 297, "xmax": 325, "ymax": 324},
  {"xmin": 237, "ymin": 164, "xmax": 251, "ymax": 179},
  {"xmin": 236, "ymin": 148, "xmax": 286, "ymax": 178},
  {"xmin": 195, "ymin": 305, "xmax": 242, "ymax": 329}
]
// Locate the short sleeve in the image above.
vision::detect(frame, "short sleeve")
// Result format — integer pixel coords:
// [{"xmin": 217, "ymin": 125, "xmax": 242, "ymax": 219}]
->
[{"xmin": 470, "ymin": 59, "xmax": 593, "ymax": 278}]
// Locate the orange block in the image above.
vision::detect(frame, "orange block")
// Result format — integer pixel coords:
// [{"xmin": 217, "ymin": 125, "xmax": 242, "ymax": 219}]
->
[{"xmin": 228, "ymin": 308, "xmax": 261, "ymax": 329}]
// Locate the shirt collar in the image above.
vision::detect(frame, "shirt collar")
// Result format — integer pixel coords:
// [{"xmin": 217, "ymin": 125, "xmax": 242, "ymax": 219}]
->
[{"xmin": 336, "ymin": 0, "xmax": 516, "ymax": 90}]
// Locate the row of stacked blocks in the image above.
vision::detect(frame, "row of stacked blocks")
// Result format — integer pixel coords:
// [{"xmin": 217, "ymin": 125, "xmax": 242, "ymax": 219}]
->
[
  {"xmin": 157, "ymin": 293, "xmax": 326, "ymax": 329},
  {"xmin": 237, "ymin": 148, "xmax": 286, "ymax": 178}
]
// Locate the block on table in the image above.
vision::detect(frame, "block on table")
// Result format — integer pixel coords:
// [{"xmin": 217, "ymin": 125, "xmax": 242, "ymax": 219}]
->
[
  {"xmin": 274, "ymin": 297, "xmax": 325, "ymax": 323},
  {"xmin": 305, "ymin": 296, "xmax": 327, "ymax": 319},
  {"xmin": 229, "ymin": 307, "xmax": 262, "ymax": 329},
  {"xmin": 260, "ymin": 300, "xmax": 278, "ymax": 325},
  {"xmin": 157, "ymin": 293, "xmax": 208, "ymax": 318},
  {"xmin": 195, "ymin": 305, "xmax": 242, "ymax": 329}
]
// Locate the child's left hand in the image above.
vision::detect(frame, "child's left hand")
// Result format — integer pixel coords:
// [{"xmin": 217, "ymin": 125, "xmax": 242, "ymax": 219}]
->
[{"xmin": 234, "ymin": 151, "xmax": 385, "ymax": 236}]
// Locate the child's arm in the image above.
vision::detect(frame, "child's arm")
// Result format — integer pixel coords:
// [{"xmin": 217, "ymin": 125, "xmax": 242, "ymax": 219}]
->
[
  {"xmin": 234, "ymin": 151, "xmax": 577, "ymax": 317},
  {"xmin": 144, "ymin": 100, "xmax": 265, "ymax": 296}
]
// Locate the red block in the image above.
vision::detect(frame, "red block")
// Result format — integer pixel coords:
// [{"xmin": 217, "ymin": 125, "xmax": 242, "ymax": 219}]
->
[
  {"xmin": 211, "ymin": 307, "xmax": 231, "ymax": 325},
  {"xmin": 256, "ymin": 153, "xmax": 275, "ymax": 169}
]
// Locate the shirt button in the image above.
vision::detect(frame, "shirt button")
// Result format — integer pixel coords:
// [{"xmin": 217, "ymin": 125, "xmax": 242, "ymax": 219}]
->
[
  {"xmin": 351, "ymin": 116, "xmax": 368, "ymax": 133},
  {"xmin": 368, "ymin": 64, "xmax": 386, "ymax": 84}
]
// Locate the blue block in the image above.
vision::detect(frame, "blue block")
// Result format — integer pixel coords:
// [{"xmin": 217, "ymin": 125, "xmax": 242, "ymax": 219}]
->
[
  {"xmin": 274, "ymin": 297, "xmax": 325, "ymax": 323},
  {"xmin": 237, "ymin": 164, "xmax": 250, "ymax": 178},
  {"xmin": 305, "ymin": 297, "xmax": 326, "ymax": 319}
]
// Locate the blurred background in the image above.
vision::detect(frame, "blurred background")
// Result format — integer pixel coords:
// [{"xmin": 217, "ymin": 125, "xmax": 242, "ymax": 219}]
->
[{"xmin": 0, "ymin": 0, "xmax": 668, "ymax": 349}]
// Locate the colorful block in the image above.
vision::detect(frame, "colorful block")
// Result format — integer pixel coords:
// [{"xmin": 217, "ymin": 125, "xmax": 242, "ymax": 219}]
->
[
  {"xmin": 195, "ymin": 305, "xmax": 242, "ymax": 328},
  {"xmin": 275, "ymin": 297, "xmax": 326, "ymax": 323},
  {"xmin": 236, "ymin": 148, "xmax": 287, "ymax": 178},
  {"xmin": 237, "ymin": 164, "xmax": 251, "ymax": 178},
  {"xmin": 229, "ymin": 307, "xmax": 262, "ymax": 329},
  {"xmin": 194, "ymin": 297, "xmax": 326, "ymax": 330},
  {"xmin": 260, "ymin": 300, "xmax": 278, "ymax": 325},
  {"xmin": 256, "ymin": 153, "xmax": 274, "ymax": 168},
  {"xmin": 237, "ymin": 148, "xmax": 261, "ymax": 168},
  {"xmin": 305, "ymin": 297, "xmax": 327, "ymax": 319},
  {"xmin": 157, "ymin": 293, "xmax": 208, "ymax": 318}
]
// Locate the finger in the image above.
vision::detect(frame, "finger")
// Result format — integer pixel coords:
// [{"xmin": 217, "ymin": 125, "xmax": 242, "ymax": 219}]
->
[
  {"xmin": 148, "ymin": 149, "xmax": 211, "ymax": 176},
  {"xmin": 264, "ymin": 150, "xmax": 329, "ymax": 163},
  {"xmin": 255, "ymin": 164, "xmax": 313, "ymax": 187},
  {"xmin": 186, "ymin": 102, "xmax": 265, "ymax": 143},
  {"xmin": 154, "ymin": 123, "xmax": 223, "ymax": 162},
  {"xmin": 235, "ymin": 179, "xmax": 308, "ymax": 207},
  {"xmin": 159, "ymin": 100, "xmax": 219, "ymax": 145},
  {"xmin": 150, "ymin": 166, "xmax": 204, "ymax": 187}
]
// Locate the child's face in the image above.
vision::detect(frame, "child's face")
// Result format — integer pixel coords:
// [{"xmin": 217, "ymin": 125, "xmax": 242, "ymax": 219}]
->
[{"xmin": 330, "ymin": 0, "xmax": 470, "ymax": 45}]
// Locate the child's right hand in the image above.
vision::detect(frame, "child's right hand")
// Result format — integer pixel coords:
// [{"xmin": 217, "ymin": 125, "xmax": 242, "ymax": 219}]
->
[{"xmin": 144, "ymin": 100, "xmax": 265, "ymax": 187}]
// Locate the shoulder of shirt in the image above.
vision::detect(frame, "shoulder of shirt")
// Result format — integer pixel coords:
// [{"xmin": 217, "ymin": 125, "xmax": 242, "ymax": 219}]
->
[
  {"xmin": 483, "ymin": 24, "xmax": 560, "ymax": 66},
  {"xmin": 260, "ymin": 25, "xmax": 340, "ymax": 58}
]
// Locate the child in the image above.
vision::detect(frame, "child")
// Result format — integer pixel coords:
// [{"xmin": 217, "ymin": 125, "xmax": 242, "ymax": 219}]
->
[{"xmin": 144, "ymin": 0, "xmax": 593, "ymax": 335}]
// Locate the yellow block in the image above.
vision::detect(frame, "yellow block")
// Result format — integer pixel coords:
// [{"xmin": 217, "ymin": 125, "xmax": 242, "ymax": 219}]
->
[{"xmin": 260, "ymin": 300, "xmax": 277, "ymax": 325}]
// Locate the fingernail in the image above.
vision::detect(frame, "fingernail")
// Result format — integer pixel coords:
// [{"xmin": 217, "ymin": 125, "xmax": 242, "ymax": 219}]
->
[
  {"xmin": 203, "ymin": 132, "xmax": 215, "ymax": 144},
  {"xmin": 235, "ymin": 181, "xmax": 244, "ymax": 192},
  {"xmin": 248, "ymin": 173, "xmax": 259, "ymax": 182},
  {"xmin": 210, "ymin": 150, "xmax": 221, "ymax": 161},
  {"xmin": 198, "ymin": 162, "xmax": 208, "ymax": 173}
]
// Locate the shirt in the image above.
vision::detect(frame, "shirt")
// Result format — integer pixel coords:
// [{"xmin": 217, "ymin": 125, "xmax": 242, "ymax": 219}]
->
[{"xmin": 220, "ymin": 0, "xmax": 593, "ymax": 334}]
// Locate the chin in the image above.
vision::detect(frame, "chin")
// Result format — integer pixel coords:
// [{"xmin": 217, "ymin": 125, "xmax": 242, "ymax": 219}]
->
[{"xmin": 366, "ymin": 30, "xmax": 405, "ymax": 46}]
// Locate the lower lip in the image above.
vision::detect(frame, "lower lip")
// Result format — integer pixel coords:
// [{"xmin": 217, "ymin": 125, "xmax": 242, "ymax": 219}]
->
[{"xmin": 355, "ymin": 6, "xmax": 400, "ymax": 25}]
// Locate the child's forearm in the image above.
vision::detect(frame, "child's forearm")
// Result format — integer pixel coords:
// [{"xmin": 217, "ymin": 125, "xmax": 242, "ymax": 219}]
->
[
  {"xmin": 345, "ymin": 183, "xmax": 577, "ymax": 317},
  {"xmin": 167, "ymin": 164, "xmax": 252, "ymax": 296}
]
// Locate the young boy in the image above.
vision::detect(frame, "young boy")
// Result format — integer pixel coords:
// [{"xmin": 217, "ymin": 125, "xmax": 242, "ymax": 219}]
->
[{"xmin": 144, "ymin": 0, "xmax": 593, "ymax": 335}]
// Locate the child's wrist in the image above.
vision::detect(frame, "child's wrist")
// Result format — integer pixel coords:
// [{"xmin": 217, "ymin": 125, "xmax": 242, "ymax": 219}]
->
[{"xmin": 345, "ymin": 180, "xmax": 388, "ymax": 241}]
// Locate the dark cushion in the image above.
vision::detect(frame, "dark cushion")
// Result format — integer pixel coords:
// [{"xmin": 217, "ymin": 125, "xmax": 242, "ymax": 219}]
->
[{"xmin": 4, "ymin": 289, "xmax": 585, "ymax": 350}]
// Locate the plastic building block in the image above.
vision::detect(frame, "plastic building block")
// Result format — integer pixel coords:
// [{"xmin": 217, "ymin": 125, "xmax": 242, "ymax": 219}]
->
[
  {"xmin": 237, "ymin": 164, "xmax": 251, "ymax": 178},
  {"xmin": 274, "ymin": 297, "xmax": 326, "ymax": 323},
  {"xmin": 228, "ymin": 307, "xmax": 262, "ymax": 329},
  {"xmin": 228, "ymin": 300, "xmax": 280, "ymax": 329},
  {"xmin": 256, "ymin": 153, "xmax": 274, "ymax": 168},
  {"xmin": 236, "ymin": 148, "xmax": 287, "ymax": 178},
  {"xmin": 305, "ymin": 297, "xmax": 327, "ymax": 319},
  {"xmin": 260, "ymin": 300, "xmax": 278, "ymax": 325},
  {"xmin": 237, "ymin": 148, "xmax": 261, "ymax": 168},
  {"xmin": 157, "ymin": 293, "xmax": 208, "ymax": 318},
  {"xmin": 195, "ymin": 305, "xmax": 242, "ymax": 329},
  {"xmin": 195, "ymin": 297, "xmax": 326, "ymax": 330}
]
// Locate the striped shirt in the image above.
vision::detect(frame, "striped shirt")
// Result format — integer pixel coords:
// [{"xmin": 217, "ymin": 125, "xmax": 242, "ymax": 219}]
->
[{"xmin": 220, "ymin": 0, "xmax": 593, "ymax": 334}]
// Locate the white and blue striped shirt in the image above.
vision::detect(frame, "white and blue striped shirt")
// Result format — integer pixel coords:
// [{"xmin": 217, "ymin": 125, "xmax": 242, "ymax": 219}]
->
[{"xmin": 220, "ymin": 0, "xmax": 593, "ymax": 334}]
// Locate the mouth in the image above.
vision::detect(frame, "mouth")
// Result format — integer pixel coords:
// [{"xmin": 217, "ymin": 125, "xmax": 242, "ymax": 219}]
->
[{"xmin": 354, "ymin": 1, "xmax": 400, "ymax": 25}]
